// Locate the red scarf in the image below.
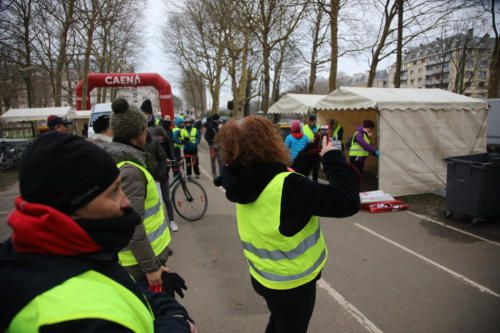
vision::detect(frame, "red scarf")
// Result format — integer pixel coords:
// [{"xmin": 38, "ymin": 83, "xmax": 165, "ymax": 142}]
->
[
  {"xmin": 291, "ymin": 132, "xmax": 304, "ymax": 139},
  {"xmin": 8, "ymin": 196, "xmax": 102, "ymax": 255}
]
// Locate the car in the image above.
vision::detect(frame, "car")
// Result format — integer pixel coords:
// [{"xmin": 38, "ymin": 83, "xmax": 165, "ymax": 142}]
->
[{"xmin": 88, "ymin": 103, "xmax": 112, "ymax": 138}]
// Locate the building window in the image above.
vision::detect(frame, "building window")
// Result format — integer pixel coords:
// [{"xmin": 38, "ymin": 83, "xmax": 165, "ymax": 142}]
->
[
  {"xmin": 465, "ymin": 71, "xmax": 473, "ymax": 79},
  {"xmin": 418, "ymin": 78, "xmax": 422, "ymax": 84},
  {"xmin": 410, "ymin": 70, "xmax": 414, "ymax": 76},
  {"xmin": 478, "ymin": 81, "xmax": 485, "ymax": 88},
  {"xmin": 466, "ymin": 60, "xmax": 473, "ymax": 67},
  {"xmin": 443, "ymin": 63, "xmax": 449, "ymax": 70},
  {"xmin": 418, "ymin": 68, "xmax": 422, "ymax": 73},
  {"xmin": 479, "ymin": 71, "xmax": 486, "ymax": 79},
  {"xmin": 410, "ymin": 79, "xmax": 414, "ymax": 85},
  {"xmin": 480, "ymin": 60, "xmax": 487, "ymax": 67},
  {"xmin": 477, "ymin": 93, "xmax": 485, "ymax": 98}
]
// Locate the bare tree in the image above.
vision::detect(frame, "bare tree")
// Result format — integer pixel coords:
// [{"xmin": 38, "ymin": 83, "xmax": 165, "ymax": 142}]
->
[{"xmin": 238, "ymin": 0, "xmax": 309, "ymax": 115}]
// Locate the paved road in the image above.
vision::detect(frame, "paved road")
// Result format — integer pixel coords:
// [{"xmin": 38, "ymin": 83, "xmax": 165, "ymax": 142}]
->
[{"xmin": 1, "ymin": 140, "xmax": 500, "ymax": 332}]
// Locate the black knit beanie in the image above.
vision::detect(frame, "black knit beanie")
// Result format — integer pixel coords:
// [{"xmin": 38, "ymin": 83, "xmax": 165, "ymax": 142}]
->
[
  {"xmin": 19, "ymin": 132, "xmax": 119, "ymax": 215},
  {"xmin": 140, "ymin": 99, "xmax": 153, "ymax": 114},
  {"xmin": 110, "ymin": 98, "xmax": 147, "ymax": 142}
]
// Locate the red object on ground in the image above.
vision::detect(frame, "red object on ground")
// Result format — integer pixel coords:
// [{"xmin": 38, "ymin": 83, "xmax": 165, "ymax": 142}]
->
[{"xmin": 360, "ymin": 200, "xmax": 409, "ymax": 213}]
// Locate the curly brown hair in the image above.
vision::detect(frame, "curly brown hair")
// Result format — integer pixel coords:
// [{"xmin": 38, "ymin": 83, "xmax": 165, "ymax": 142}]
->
[{"xmin": 215, "ymin": 116, "xmax": 290, "ymax": 166}]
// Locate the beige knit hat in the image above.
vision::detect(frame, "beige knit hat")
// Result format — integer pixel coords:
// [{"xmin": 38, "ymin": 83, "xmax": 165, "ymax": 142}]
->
[{"xmin": 110, "ymin": 98, "xmax": 147, "ymax": 142}]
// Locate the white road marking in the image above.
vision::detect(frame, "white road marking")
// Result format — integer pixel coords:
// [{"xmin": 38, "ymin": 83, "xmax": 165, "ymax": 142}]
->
[
  {"xmin": 407, "ymin": 211, "xmax": 500, "ymax": 248},
  {"xmin": 318, "ymin": 278, "xmax": 383, "ymax": 333},
  {"xmin": 355, "ymin": 223, "xmax": 500, "ymax": 298}
]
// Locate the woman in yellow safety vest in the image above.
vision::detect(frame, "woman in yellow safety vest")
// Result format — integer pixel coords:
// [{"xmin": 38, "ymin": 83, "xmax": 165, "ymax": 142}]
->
[
  {"xmin": 348, "ymin": 119, "xmax": 379, "ymax": 175},
  {"xmin": 214, "ymin": 116, "xmax": 360, "ymax": 333}
]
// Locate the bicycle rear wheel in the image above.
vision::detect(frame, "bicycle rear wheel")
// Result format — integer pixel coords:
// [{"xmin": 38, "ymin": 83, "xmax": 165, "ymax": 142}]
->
[{"xmin": 172, "ymin": 178, "xmax": 208, "ymax": 221}]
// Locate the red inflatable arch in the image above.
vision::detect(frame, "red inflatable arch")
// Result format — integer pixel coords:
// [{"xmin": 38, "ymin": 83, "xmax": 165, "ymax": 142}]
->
[{"xmin": 75, "ymin": 73, "xmax": 174, "ymax": 120}]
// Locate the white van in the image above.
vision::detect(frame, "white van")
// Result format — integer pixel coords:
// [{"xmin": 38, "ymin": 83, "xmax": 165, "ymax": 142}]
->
[{"xmin": 88, "ymin": 103, "xmax": 112, "ymax": 138}]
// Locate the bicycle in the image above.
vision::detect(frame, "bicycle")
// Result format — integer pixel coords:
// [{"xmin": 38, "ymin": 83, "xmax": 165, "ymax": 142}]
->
[
  {"xmin": 167, "ymin": 155, "xmax": 208, "ymax": 221},
  {"xmin": 0, "ymin": 141, "xmax": 28, "ymax": 170}
]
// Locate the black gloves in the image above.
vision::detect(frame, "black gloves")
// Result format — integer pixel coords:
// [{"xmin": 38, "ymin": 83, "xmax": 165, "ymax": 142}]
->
[
  {"xmin": 162, "ymin": 271, "xmax": 187, "ymax": 298},
  {"xmin": 183, "ymin": 137, "xmax": 191, "ymax": 143}
]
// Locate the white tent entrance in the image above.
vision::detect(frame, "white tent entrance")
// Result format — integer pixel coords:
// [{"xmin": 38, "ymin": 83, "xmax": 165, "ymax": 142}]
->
[{"xmin": 315, "ymin": 87, "xmax": 488, "ymax": 196}]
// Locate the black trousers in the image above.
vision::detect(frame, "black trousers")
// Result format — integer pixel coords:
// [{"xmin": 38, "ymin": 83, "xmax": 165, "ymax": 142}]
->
[
  {"xmin": 349, "ymin": 156, "xmax": 365, "ymax": 175},
  {"xmin": 209, "ymin": 144, "xmax": 223, "ymax": 178},
  {"xmin": 251, "ymin": 276, "xmax": 318, "ymax": 333},
  {"xmin": 160, "ymin": 176, "xmax": 174, "ymax": 222},
  {"xmin": 184, "ymin": 148, "xmax": 200, "ymax": 176}
]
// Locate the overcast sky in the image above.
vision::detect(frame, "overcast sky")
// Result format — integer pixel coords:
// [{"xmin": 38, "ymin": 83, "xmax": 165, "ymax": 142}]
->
[{"xmin": 136, "ymin": 0, "xmax": 380, "ymax": 109}]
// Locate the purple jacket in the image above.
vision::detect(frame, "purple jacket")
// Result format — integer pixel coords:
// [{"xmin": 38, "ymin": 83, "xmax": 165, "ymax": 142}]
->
[{"xmin": 353, "ymin": 125, "xmax": 377, "ymax": 162}]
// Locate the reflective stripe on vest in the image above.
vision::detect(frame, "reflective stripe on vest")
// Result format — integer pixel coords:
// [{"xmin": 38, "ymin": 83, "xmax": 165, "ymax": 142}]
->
[
  {"xmin": 349, "ymin": 131, "xmax": 370, "ymax": 157},
  {"xmin": 9, "ymin": 270, "xmax": 155, "ymax": 333},
  {"xmin": 172, "ymin": 127, "xmax": 182, "ymax": 148},
  {"xmin": 181, "ymin": 127, "xmax": 197, "ymax": 144},
  {"xmin": 117, "ymin": 161, "xmax": 171, "ymax": 266},
  {"xmin": 332, "ymin": 124, "xmax": 342, "ymax": 142},
  {"xmin": 302, "ymin": 124, "xmax": 316, "ymax": 141},
  {"xmin": 236, "ymin": 172, "xmax": 327, "ymax": 290}
]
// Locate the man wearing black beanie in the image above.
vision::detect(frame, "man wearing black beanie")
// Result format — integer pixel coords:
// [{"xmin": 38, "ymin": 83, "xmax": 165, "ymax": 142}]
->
[{"xmin": 0, "ymin": 132, "xmax": 196, "ymax": 332}]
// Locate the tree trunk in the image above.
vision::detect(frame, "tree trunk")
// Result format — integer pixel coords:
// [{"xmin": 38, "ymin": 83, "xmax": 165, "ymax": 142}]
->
[
  {"xmin": 54, "ymin": 1, "xmax": 75, "ymax": 107},
  {"xmin": 394, "ymin": 0, "xmax": 403, "ymax": 88},
  {"xmin": 80, "ymin": 1, "xmax": 98, "ymax": 110},
  {"xmin": 328, "ymin": 0, "xmax": 339, "ymax": 92},
  {"xmin": 262, "ymin": 45, "xmax": 271, "ymax": 115}
]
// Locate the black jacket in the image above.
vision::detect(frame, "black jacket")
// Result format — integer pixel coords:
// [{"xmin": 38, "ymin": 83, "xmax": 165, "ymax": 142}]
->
[
  {"xmin": 218, "ymin": 150, "xmax": 360, "ymax": 236},
  {"xmin": 205, "ymin": 119, "xmax": 219, "ymax": 146},
  {"xmin": 0, "ymin": 240, "xmax": 192, "ymax": 332}
]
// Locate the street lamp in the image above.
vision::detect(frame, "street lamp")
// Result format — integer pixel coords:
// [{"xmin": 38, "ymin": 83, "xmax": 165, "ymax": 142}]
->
[{"xmin": 19, "ymin": 65, "xmax": 37, "ymax": 108}]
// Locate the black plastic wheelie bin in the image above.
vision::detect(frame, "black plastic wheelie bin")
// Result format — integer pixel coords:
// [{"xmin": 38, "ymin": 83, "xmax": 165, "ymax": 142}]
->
[{"xmin": 443, "ymin": 153, "xmax": 500, "ymax": 223}]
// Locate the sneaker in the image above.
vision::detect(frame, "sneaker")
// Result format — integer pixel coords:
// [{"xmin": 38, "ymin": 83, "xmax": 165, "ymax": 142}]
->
[
  {"xmin": 166, "ymin": 246, "xmax": 173, "ymax": 256},
  {"xmin": 195, "ymin": 174, "xmax": 200, "ymax": 179},
  {"xmin": 170, "ymin": 221, "xmax": 179, "ymax": 232}
]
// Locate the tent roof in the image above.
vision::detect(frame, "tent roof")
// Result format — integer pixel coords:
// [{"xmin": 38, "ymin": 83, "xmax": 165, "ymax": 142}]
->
[
  {"xmin": 68, "ymin": 110, "xmax": 91, "ymax": 119},
  {"xmin": 0, "ymin": 106, "xmax": 72, "ymax": 122},
  {"xmin": 315, "ymin": 87, "xmax": 488, "ymax": 112},
  {"xmin": 268, "ymin": 93, "xmax": 326, "ymax": 114}
]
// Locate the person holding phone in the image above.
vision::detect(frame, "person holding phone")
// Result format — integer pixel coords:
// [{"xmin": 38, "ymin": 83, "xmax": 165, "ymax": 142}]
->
[{"xmin": 214, "ymin": 116, "xmax": 359, "ymax": 333}]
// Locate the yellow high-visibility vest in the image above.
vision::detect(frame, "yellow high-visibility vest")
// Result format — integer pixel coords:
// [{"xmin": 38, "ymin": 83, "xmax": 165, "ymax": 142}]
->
[
  {"xmin": 348, "ymin": 131, "xmax": 370, "ymax": 157},
  {"xmin": 9, "ymin": 270, "xmax": 155, "ymax": 332},
  {"xmin": 117, "ymin": 161, "xmax": 171, "ymax": 266},
  {"xmin": 236, "ymin": 172, "xmax": 327, "ymax": 290}
]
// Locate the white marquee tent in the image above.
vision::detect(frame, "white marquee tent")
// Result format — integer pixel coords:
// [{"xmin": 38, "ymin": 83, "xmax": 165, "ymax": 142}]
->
[
  {"xmin": 314, "ymin": 87, "xmax": 489, "ymax": 196},
  {"xmin": 268, "ymin": 93, "xmax": 326, "ymax": 115},
  {"xmin": 0, "ymin": 106, "xmax": 73, "ymax": 122}
]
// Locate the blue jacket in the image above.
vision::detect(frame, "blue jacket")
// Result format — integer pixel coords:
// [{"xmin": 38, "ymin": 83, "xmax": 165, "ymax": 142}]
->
[{"xmin": 285, "ymin": 133, "xmax": 309, "ymax": 159}]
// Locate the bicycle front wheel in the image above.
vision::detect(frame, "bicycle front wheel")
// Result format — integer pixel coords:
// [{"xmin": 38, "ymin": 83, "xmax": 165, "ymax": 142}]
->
[{"xmin": 172, "ymin": 178, "xmax": 208, "ymax": 221}]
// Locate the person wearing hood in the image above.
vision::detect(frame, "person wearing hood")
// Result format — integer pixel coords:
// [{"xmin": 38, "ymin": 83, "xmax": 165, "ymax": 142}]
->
[
  {"xmin": 214, "ymin": 116, "xmax": 360, "ymax": 333},
  {"xmin": 141, "ymin": 99, "xmax": 159, "ymax": 127},
  {"xmin": 180, "ymin": 116, "xmax": 201, "ymax": 178},
  {"xmin": 139, "ymin": 102, "xmax": 175, "ymax": 231},
  {"xmin": 96, "ymin": 98, "xmax": 176, "ymax": 290},
  {"xmin": 348, "ymin": 119, "xmax": 379, "ymax": 175},
  {"xmin": 0, "ymin": 132, "xmax": 195, "ymax": 332},
  {"xmin": 172, "ymin": 116, "xmax": 186, "ymax": 160},
  {"xmin": 91, "ymin": 114, "xmax": 112, "ymax": 143},
  {"xmin": 285, "ymin": 120, "xmax": 309, "ymax": 159},
  {"xmin": 302, "ymin": 114, "xmax": 321, "ymax": 182},
  {"xmin": 205, "ymin": 114, "xmax": 223, "ymax": 178}
]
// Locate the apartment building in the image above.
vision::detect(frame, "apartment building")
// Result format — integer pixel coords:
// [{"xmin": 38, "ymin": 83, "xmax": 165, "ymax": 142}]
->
[{"xmin": 388, "ymin": 30, "xmax": 494, "ymax": 98}]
